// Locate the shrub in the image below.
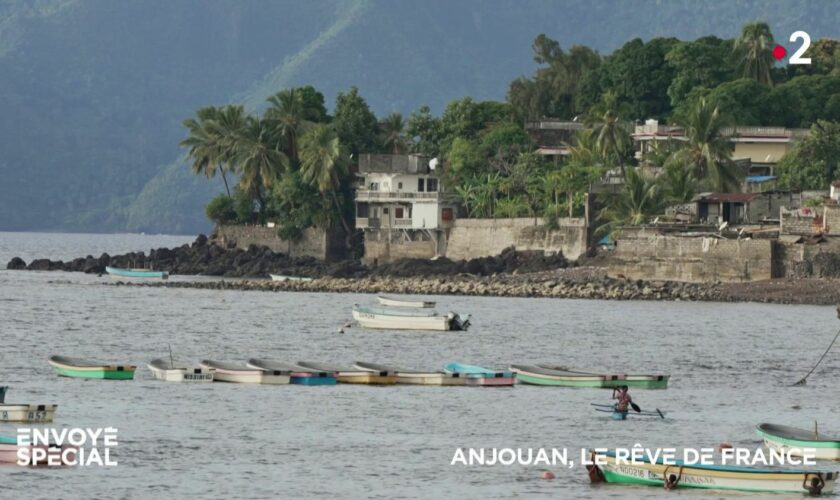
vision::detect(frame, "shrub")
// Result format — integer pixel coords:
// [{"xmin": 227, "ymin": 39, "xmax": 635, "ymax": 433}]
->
[{"xmin": 205, "ymin": 194, "xmax": 236, "ymax": 225}]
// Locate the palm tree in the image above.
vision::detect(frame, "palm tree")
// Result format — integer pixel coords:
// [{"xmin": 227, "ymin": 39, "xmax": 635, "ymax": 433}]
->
[
  {"xmin": 265, "ymin": 88, "xmax": 315, "ymax": 165},
  {"xmin": 590, "ymin": 91, "xmax": 631, "ymax": 176},
  {"xmin": 180, "ymin": 106, "xmax": 233, "ymax": 196},
  {"xmin": 733, "ymin": 22, "xmax": 775, "ymax": 85},
  {"xmin": 299, "ymin": 124, "xmax": 352, "ymax": 237},
  {"xmin": 234, "ymin": 117, "xmax": 289, "ymax": 211},
  {"xmin": 379, "ymin": 112, "xmax": 408, "ymax": 154},
  {"xmin": 659, "ymin": 159, "xmax": 696, "ymax": 205},
  {"xmin": 598, "ymin": 167, "xmax": 662, "ymax": 235},
  {"xmin": 672, "ymin": 98, "xmax": 739, "ymax": 192}
]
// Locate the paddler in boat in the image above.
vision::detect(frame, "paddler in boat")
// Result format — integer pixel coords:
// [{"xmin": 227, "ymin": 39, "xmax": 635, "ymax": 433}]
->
[{"xmin": 613, "ymin": 385, "xmax": 632, "ymax": 414}]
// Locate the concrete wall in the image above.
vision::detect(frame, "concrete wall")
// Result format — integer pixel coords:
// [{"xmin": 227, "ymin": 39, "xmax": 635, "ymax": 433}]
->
[
  {"xmin": 446, "ymin": 217, "xmax": 589, "ymax": 261},
  {"xmin": 608, "ymin": 230, "xmax": 774, "ymax": 283},
  {"xmin": 780, "ymin": 207, "xmax": 821, "ymax": 235},
  {"xmin": 777, "ymin": 239, "xmax": 840, "ymax": 278},
  {"xmin": 213, "ymin": 224, "xmax": 345, "ymax": 261},
  {"xmin": 363, "ymin": 230, "xmax": 437, "ymax": 265}
]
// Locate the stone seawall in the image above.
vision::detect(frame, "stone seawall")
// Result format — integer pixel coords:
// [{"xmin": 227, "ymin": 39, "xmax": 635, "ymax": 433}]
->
[
  {"xmin": 608, "ymin": 230, "xmax": 773, "ymax": 283},
  {"xmin": 446, "ymin": 217, "xmax": 588, "ymax": 261},
  {"xmin": 213, "ymin": 224, "xmax": 344, "ymax": 261}
]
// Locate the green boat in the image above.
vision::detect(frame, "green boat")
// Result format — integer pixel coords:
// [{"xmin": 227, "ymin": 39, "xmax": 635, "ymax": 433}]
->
[
  {"xmin": 509, "ymin": 364, "xmax": 668, "ymax": 389},
  {"xmin": 48, "ymin": 356, "xmax": 136, "ymax": 380},
  {"xmin": 757, "ymin": 423, "xmax": 840, "ymax": 461}
]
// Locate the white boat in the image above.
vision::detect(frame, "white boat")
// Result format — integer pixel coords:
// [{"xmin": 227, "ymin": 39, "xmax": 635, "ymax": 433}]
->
[
  {"xmin": 199, "ymin": 361, "xmax": 290, "ymax": 384},
  {"xmin": 269, "ymin": 274, "xmax": 313, "ymax": 282},
  {"xmin": 0, "ymin": 404, "xmax": 57, "ymax": 423},
  {"xmin": 376, "ymin": 296, "xmax": 435, "ymax": 308},
  {"xmin": 757, "ymin": 423, "xmax": 840, "ymax": 461},
  {"xmin": 148, "ymin": 358, "xmax": 215, "ymax": 383},
  {"xmin": 352, "ymin": 305, "xmax": 470, "ymax": 331},
  {"xmin": 354, "ymin": 361, "xmax": 465, "ymax": 386}
]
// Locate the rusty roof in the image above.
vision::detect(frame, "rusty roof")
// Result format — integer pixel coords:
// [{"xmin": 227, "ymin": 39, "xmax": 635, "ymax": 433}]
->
[{"xmin": 696, "ymin": 192, "xmax": 759, "ymax": 203}]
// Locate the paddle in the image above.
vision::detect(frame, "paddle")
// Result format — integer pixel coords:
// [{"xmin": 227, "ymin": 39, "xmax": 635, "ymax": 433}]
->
[
  {"xmin": 630, "ymin": 402, "xmax": 641, "ymax": 413},
  {"xmin": 656, "ymin": 408, "xmax": 665, "ymax": 419}
]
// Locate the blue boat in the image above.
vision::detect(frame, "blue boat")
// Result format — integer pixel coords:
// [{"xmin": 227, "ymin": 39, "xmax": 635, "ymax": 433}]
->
[
  {"xmin": 247, "ymin": 359, "xmax": 337, "ymax": 386},
  {"xmin": 444, "ymin": 363, "xmax": 516, "ymax": 386},
  {"xmin": 0, "ymin": 386, "xmax": 6, "ymax": 403},
  {"xmin": 105, "ymin": 266, "xmax": 169, "ymax": 280}
]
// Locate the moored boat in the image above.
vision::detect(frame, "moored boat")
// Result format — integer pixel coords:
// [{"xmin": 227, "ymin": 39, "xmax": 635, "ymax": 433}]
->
[
  {"xmin": 590, "ymin": 403, "xmax": 666, "ymax": 419},
  {"xmin": 48, "ymin": 356, "xmax": 136, "ymax": 380},
  {"xmin": 510, "ymin": 364, "xmax": 608, "ymax": 387},
  {"xmin": 355, "ymin": 361, "xmax": 465, "ymax": 386},
  {"xmin": 199, "ymin": 361, "xmax": 290, "ymax": 384},
  {"xmin": 0, "ymin": 435, "xmax": 75, "ymax": 466},
  {"xmin": 148, "ymin": 359, "xmax": 214, "ymax": 383},
  {"xmin": 105, "ymin": 266, "xmax": 168, "ymax": 280},
  {"xmin": 587, "ymin": 449, "xmax": 837, "ymax": 494},
  {"xmin": 269, "ymin": 274, "xmax": 313, "ymax": 282},
  {"xmin": 247, "ymin": 359, "xmax": 337, "ymax": 386},
  {"xmin": 443, "ymin": 362, "xmax": 516, "ymax": 386},
  {"xmin": 757, "ymin": 423, "xmax": 840, "ymax": 461},
  {"xmin": 0, "ymin": 404, "xmax": 57, "ymax": 423},
  {"xmin": 297, "ymin": 361, "xmax": 397, "ymax": 385},
  {"xmin": 376, "ymin": 296, "xmax": 435, "ymax": 308},
  {"xmin": 352, "ymin": 305, "xmax": 470, "ymax": 331},
  {"xmin": 537, "ymin": 364, "xmax": 669, "ymax": 389}
]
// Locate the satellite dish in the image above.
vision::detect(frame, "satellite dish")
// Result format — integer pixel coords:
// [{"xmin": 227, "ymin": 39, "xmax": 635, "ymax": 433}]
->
[
  {"xmin": 719, "ymin": 221, "xmax": 728, "ymax": 232},
  {"xmin": 429, "ymin": 157, "xmax": 439, "ymax": 170}
]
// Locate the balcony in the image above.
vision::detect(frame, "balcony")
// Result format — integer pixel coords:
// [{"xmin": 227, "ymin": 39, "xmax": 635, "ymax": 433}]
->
[
  {"xmin": 356, "ymin": 190, "xmax": 444, "ymax": 201},
  {"xmin": 393, "ymin": 219, "xmax": 412, "ymax": 227}
]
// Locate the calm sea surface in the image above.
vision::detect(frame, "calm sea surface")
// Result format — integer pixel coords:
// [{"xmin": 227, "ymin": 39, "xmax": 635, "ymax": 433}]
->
[{"xmin": 1, "ymin": 231, "xmax": 839, "ymax": 499}]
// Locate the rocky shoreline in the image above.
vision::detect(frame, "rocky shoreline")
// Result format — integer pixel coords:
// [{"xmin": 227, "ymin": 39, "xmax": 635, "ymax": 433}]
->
[
  {"xmin": 8, "ymin": 234, "xmax": 840, "ymax": 305},
  {"xmin": 106, "ymin": 267, "xmax": 840, "ymax": 305}
]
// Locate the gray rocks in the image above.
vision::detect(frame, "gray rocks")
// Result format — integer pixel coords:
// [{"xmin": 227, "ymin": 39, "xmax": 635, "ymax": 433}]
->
[{"xmin": 6, "ymin": 257, "xmax": 26, "ymax": 270}]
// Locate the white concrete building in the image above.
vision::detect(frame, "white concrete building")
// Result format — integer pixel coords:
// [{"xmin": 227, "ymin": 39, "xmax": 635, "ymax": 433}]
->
[{"xmin": 355, "ymin": 154, "xmax": 459, "ymax": 263}]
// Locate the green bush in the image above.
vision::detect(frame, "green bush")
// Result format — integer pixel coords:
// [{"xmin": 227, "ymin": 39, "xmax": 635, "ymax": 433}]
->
[{"xmin": 205, "ymin": 194, "xmax": 236, "ymax": 225}]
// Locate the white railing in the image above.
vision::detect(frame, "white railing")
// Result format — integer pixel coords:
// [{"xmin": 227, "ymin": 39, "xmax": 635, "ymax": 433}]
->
[{"xmin": 356, "ymin": 190, "xmax": 443, "ymax": 200}]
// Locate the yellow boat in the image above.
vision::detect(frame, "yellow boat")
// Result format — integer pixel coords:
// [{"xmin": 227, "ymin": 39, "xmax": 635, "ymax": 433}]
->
[{"xmin": 297, "ymin": 362, "xmax": 397, "ymax": 385}]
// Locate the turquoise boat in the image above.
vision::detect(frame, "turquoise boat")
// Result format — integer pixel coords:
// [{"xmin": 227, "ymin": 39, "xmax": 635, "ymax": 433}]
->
[
  {"xmin": 0, "ymin": 386, "xmax": 6, "ymax": 403},
  {"xmin": 48, "ymin": 356, "xmax": 137, "ymax": 380},
  {"xmin": 105, "ymin": 266, "xmax": 168, "ymax": 280},
  {"xmin": 246, "ymin": 359, "xmax": 337, "ymax": 386},
  {"xmin": 444, "ymin": 363, "xmax": 515, "ymax": 386}
]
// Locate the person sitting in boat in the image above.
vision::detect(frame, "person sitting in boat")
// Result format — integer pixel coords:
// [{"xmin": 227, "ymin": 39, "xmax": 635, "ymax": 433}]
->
[{"xmin": 613, "ymin": 385, "xmax": 632, "ymax": 413}]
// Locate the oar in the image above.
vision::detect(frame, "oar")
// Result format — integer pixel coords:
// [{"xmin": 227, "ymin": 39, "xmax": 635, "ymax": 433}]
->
[
  {"xmin": 631, "ymin": 402, "xmax": 641, "ymax": 413},
  {"xmin": 656, "ymin": 408, "xmax": 665, "ymax": 419}
]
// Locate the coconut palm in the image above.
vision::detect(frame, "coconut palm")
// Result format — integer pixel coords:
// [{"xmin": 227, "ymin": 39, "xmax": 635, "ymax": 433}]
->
[
  {"xmin": 733, "ymin": 22, "xmax": 775, "ymax": 86},
  {"xmin": 180, "ymin": 106, "xmax": 234, "ymax": 196},
  {"xmin": 379, "ymin": 112, "xmax": 408, "ymax": 154},
  {"xmin": 671, "ymin": 98, "xmax": 739, "ymax": 192},
  {"xmin": 234, "ymin": 117, "xmax": 289, "ymax": 210},
  {"xmin": 265, "ymin": 88, "xmax": 317, "ymax": 164},
  {"xmin": 299, "ymin": 124, "xmax": 352, "ymax": 236},
  {"xmin": 598, "ymin": 167, "xmax": 662, "ymax": 235},
  {"xmin": 590, "ymin": 91, "xmax": 631, "ymax": 176}
]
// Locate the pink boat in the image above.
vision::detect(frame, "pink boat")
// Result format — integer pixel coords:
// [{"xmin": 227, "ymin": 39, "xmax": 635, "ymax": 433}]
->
[
  {"xmin": 445, "ymin": 363, "xmax": 517, "ymax": 387},
  {"xmin": 465, "ymin": 375, "xmax": 517, "ymax": 386},
  {"xmin": 0, "ymin": 440, "xmax": 76, "ymax": 466}
]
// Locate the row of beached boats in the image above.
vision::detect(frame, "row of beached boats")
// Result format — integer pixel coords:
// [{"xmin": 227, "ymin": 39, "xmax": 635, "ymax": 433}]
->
[{"xmin": 46, "ymin": 356, "xmax": 674, "ymax": 388}]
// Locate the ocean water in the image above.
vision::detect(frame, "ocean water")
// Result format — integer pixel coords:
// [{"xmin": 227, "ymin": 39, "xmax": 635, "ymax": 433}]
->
[{"xmin": 1, "ymin": 232, "xmax": 839, "ymax": 499}]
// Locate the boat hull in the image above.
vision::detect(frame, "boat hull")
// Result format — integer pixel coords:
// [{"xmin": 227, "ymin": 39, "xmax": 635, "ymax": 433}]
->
[
  {"xmin": 594, "ymin": 451, "xmax": 837, "ymax": 494},
  {"xmin": 148, "ymin": 365, "xmax": 215, "ymax": 383},
  {"xmin": 336, "ymin": 373, "xmax": 397, "ymax": 385},
  {"xmin": 212, "ymin": 370, "xmax": 289, "ymax": 384},
  {"xmin": 353, "ymin": 308, "xmax": 452, "ymax": 331},
  {"xmin": 105, "ymin": 266, "xmax": 168, "ymax": 280},
  {"xmin": 0, "ymin": 404, "xmax": 57, "ymax": 423},
  {"xmin": 0, "ymin": 443, "xmax": 75, "ymax": 466},
  {"xmin": 511, "ymin": 365, "xmax": 668, "ymax": 389},
  {"xmin": 465, "ymin": 376, "xmax": 516, "ymax": 387},
  {"xmin": 376, "ymin": 296, "xmax": 435, "ymax": 308},
  {"xmin": 757, "ymin": 424, "xmax": 840, "ymax": 461},
  {"xmin": 513, "ymin": 371, "xmax": 605, "ymax": 387},
  {"xmin": 394, "ymin": 374, "xmax": 465, "ymax": 386},
  {"xmin": 290, "ymin": 373, "xmax": 337, "ymax": 386},
  {"xmin": 48, "ymin": 357, "xmax": 136, "ymax": 380}
]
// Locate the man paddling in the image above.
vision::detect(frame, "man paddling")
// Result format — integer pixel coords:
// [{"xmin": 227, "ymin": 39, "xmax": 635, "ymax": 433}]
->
[{"xmin": 612, "ymin": 386, "xmax": 639, "ymax": 414}]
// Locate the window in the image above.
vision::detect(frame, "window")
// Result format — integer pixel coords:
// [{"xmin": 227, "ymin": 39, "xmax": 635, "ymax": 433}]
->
[
  {"xmin": 369, "ymin": 182, "xmax": 379, "ymax": 191},
  {"xmin": 395, "ymin": 207, "xmax": 404, "ymax": 218},
  {"xmin": 427, "ymin": 178, "xmax": 438, "ymax": 192},
  {"xmin": 417, "ymin": 178, "xmax": 425, "ymax": 192},
  {"xmin": 383, "ymin": 208, "xmax": 389, "ymax": 215},
  {"xmin": 441, "ymin": 208, "xmax": 454, "ymax": 221},
  {"xmin": 398, "ymin": 182, "xmax": 403, "ymax": 190},
  {"xmin": 356, "ymin": 203, "xmax": 369, "ymax": 218}
]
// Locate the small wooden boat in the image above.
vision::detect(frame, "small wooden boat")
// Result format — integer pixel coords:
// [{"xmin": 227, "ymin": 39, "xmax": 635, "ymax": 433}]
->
[
  {"xmin": 355, "ymin": 361, "xmax": 465, "ymax": 386},
  {"xmin": 269, "ymin": 274, "xmax": 313, "ymax": 282},
  {"xmin": 352, "ymin": 305, "xmax": 470, "ymax": 331},
  {"xmin": 148, "ymin": 359, "xmax": 214, "ymax": 383},
  {"xmin": 297, "ymin": 361, "xmax": 397, "ymax": 385},
  {"xmin": 508, "ymin": 364, "xmax": 668, "ymax": 389},
  {"xmin": 0, "ymin": 386, "xmax": 6, "ymax": 403},
  {"xmin": 538, "ymin": 364, "xmax": 669, "ymax": 389},
  {"xmin": 0, "ymin": 434, "xmax": 76, "ymax": 466},
  {"xmin": 199, "ymin": 361, "xmax": 289, "ymax": 384},
  {"xmin": 247, "ymin": 359, "xmax": 336, "ymax": 386},
  {"xmin": 587, "ymin": 449, "xmax": 837, "ymax": 494},
  {"xmin": 757, "ymin": 423, "xmax": 840, "ymax": 461},
  {"xmin": 376, "ymin": 296, "xmax": 435, "ymax": 308},
  {"xmin": 590, "ymin": 403, "xmax": 666, "ymax": 419},
  {"xmin": 0, "ymin": 404, "xmax": 57, "ymax": 423},
  {"xmin": 443, "ymin": 362, "xmax": 516, "ymax": 386},
  {"xmin": 48, "ymin": 356, "xmax": 136, "ymax": 380},
  {"xmin": 105, "ymin": 266, "xmax": 168, "ymax": 280}
]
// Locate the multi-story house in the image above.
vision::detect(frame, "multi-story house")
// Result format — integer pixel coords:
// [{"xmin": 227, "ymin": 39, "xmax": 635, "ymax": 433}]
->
[{"xmin": 355, "ymin": 154, "xmax": 459, "ymax": 264}]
